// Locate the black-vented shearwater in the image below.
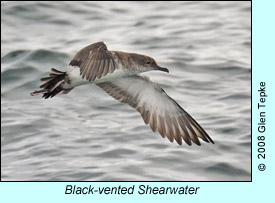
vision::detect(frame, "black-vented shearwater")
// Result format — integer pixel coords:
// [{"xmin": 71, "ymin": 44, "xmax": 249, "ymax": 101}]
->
[{"xmin": 31, "ymin": 41, "xmax": 214, "ymax": 146}]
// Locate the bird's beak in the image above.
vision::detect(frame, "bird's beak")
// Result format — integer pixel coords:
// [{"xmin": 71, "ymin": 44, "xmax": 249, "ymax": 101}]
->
[{"xmin": 155, "ymin": 66, "xmax": 169, "ymax": 73}]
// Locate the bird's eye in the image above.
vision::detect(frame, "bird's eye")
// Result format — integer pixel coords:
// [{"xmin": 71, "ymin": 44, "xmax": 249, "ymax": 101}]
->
[{"xmin": 146, "ymin": 61, "xmax": 151, "ymax": 64}]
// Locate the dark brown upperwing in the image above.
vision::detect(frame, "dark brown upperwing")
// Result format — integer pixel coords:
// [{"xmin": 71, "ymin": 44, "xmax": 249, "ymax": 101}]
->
[{"xmin": 69, "ymin": 41, "xmax": 117, "ymax": 81}]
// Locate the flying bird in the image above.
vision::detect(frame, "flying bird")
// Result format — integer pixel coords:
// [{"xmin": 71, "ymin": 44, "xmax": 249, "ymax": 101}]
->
[{"xmin": 31, "ymin": 41, "xmax": 214, "ymax": 146}]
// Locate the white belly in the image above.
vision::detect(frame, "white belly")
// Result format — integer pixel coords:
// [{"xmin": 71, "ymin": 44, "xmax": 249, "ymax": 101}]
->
[{"xmin": 63, "ymin": 66, "xmax": 132, "ymax": 89}]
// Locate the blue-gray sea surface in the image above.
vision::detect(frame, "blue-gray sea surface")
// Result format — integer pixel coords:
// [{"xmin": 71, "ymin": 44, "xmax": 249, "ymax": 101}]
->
[{"xmin": 1, "ymin": 1, "xmax": 251, "ymax": 181}]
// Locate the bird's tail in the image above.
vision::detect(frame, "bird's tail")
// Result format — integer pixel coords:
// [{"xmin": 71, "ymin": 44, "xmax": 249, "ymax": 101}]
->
[{"xmin": 30, "ymin": 68, "xmax": 73, "ymax": 99}]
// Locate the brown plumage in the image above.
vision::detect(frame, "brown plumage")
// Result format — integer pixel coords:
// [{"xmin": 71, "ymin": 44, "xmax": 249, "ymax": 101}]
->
[
  {"xmin": 31, "ymin": 41, "xmax": 214, "ymax": 146},
  {"xmin": 96, "ymin": 75, "xmax": 214, "ymax": 146},
  {"xmin": 69, "ymin": 42, "xmax": 117, "ymax": 81}
]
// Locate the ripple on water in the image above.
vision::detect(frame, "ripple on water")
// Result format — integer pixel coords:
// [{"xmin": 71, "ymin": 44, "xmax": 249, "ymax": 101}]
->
[{"xmin": 205, "ymin": 162, "xmax": 250, "ymax": 177}]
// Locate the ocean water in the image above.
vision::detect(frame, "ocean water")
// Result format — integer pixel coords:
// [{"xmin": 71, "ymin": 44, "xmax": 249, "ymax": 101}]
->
[{"xmin": 1, "ymin": 1, "xmax": 251, "ymax": 181}]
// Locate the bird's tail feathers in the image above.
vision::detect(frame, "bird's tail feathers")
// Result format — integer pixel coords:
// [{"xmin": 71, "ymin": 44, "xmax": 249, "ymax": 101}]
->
[{"xmin": 30, "ymin": 68, "xmax": 71, "ymax": 99}]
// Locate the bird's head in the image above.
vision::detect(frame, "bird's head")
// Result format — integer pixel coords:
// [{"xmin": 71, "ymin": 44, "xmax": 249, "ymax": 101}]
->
[{"xmin": 131, "ymin": 54, "xmax": 169, "ymax": 73}]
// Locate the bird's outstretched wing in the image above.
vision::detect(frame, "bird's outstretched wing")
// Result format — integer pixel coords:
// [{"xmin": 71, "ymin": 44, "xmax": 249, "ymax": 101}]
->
[
  {"xmin": 96, "ymin": 75, "xmax": 214, "ymax": 146},
  {"xmin": 69, "ymin": 41, "xmax": 117, "ymax": 81}
]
